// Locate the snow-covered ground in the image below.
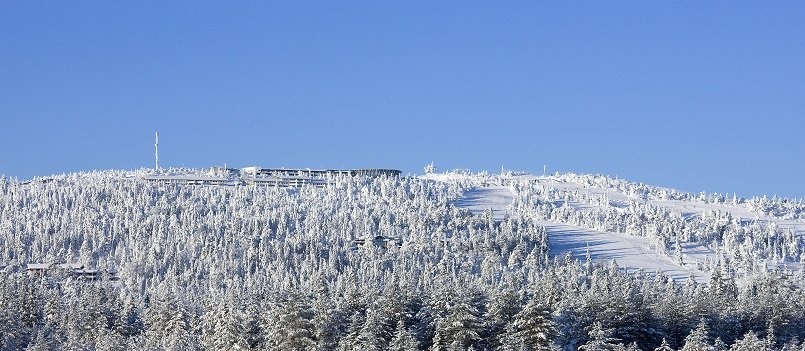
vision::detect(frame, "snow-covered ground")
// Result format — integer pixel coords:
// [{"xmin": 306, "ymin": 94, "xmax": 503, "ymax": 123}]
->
[
  {"xmin": 429, "ymin": 171, "xmax": 805, "ymax": 282},
  {"xmin": 451, "ymin": 186, "xmax": 513, "ymax": 221},
  {"xmin": 527, "ymin": 175, "xmax": 805, "ymax": 238},
  {"xmin": 649, "ymin": 198, "xmax": 805, "ymax": 238},
  {"xmin": 450, "ymin": 181, "xmax": 710, "ymax": 281},
  {"xmin": 539, "ymin": 222, "xmax": 708, "ymax": 282}
]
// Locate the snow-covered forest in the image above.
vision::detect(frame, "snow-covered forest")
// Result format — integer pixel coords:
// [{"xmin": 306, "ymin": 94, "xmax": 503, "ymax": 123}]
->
[{"xmin": 1, "ymin": 169, "xmax": 804, "ymax": 350}]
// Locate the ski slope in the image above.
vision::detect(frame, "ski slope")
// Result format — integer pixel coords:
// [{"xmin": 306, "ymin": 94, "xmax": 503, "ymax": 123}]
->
[
  {"xmin": 539, "ymin": 222, "xmax": 708, "ymax": 281},
  {"xmin": 526, "ymin": 175, "xmax": 805, "ymax": 238},
  {"xmin": 450, "ymin": 183, "xmax": 710, "ymax": 282},
  {"xmin": 431, "ymin": 171, "xmax": 805, "ymax": 282},
  {"xmin": 451, "ymin": 186, "xmax": 513, "ymax": 221}
]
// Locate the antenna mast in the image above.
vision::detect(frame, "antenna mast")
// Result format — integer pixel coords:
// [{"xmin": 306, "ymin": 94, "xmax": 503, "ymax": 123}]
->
[{"xmin": 155, "ymin": 131, "xmax": 159, "ymax": 171}]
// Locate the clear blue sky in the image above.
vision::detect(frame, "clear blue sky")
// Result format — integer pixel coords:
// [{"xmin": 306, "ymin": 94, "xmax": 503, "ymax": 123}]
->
[{"xmin": 1, "ymin": 2, "xmax": 803, "ymax": 198}]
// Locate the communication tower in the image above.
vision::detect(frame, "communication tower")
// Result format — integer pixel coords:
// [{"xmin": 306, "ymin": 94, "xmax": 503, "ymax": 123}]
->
[{"xmin": 155, "ymin": 131, "xmax": 159, "ymax": 171}]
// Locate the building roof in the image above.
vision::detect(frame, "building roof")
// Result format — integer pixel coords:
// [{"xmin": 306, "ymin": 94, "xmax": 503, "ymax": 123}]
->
[
  {"xmin": 57, "ymin": 263, "xmax": 84, "ymax": 270},
  {"xmin": 144, "ymin": 175, "xmax": 229, "ymax": 181},
  {"xmin": 27, "ymin": 263, "xmax": 52, "ymax": 270}
]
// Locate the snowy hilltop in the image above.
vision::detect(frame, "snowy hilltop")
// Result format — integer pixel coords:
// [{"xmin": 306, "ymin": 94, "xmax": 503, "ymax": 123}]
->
[{"xmin": 0, "ymin": 168, "xmax": 804, "ymax": 350}]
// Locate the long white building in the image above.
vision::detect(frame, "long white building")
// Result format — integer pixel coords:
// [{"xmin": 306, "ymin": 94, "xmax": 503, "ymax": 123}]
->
[{"xmin": 144, "ymin": 166, "xmax": 402, "ymax": 187}]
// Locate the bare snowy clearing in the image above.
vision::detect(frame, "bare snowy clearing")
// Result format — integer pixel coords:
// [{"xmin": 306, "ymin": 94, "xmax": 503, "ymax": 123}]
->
[
  {"xmin": 451, "ymin": 186, "xmax": 513, "ymax": 220},
  {"xmin": 520, "ymin": 175, "xmax": 805, "ymax": 271},
  {"xmin": 450, "ymin": 182, "xmax": 709, "ymax": 281},
  {"xmin": 526, "ymin": 175, "xmax": 805, "ymax": 238},
  {"xmin": 539, "ymin": 222, "xmax": 709, "ymax": 282},
  {"xmin": 650, "ymin": 198, "xmax": 805, "ymax": 237}
]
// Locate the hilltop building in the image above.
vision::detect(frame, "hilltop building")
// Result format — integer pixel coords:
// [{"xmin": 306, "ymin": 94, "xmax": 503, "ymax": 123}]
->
[{"xmin": 144, "ymin": 166, "xmax": 402, "ymax": 187}]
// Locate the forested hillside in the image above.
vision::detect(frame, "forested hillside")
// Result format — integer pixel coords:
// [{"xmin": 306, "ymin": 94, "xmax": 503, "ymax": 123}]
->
[{"xmin": 0, "ymin": 170, "xmax": 804, "ymax": 350}]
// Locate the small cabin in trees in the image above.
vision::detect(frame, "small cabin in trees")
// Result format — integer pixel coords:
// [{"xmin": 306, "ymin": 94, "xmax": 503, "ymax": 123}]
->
[
  {"xmin": 25, "ymin": 263, "xmax": 118, "ymax": 281},
  {"xmin": 353, "ymin": 235, "xmax": 402, "ymax": 249},
  {"xmin": 58, "ymin": 263, "xmax": 85, "ymax": 270},
  {"xmin": 27, "ymin": 263, "xmax": 84, "ymax": 275},
  {"xmin": 26, "ymin": 263, "xmax": 53, "ymax": 275},
  {"xmin": 73, "ymin": 268, "xmax": 101, "ymax": 280}
]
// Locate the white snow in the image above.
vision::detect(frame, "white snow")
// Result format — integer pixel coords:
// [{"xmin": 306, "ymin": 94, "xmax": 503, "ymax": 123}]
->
[
  {"xmin": 451, "ymin": 180, "xmax": 710, "ymax": 282},
  {"xmin": 649, "ymin": 198, "xmax": 805, "ymax": 238},
  {"xmin": 451, "ymin": 186, "xmax": 513, "ymax": 220},
  {"xmin": 538, "ymin": 222, "xmax": 709, "ymax": 282},
  {"xmin": 526, "ymin": 175, "xmax": 805, "ymax": 238},
  {"xmin": 433, "ymin": 171, "xmax": 805, "ymax": 282}
]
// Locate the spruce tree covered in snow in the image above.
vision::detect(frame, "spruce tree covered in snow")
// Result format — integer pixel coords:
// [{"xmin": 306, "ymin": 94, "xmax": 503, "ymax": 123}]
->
[
  {"xmin": 389, "ymin": 319, "xmax": 419, "ymax": 351},
  {"xmin": 437, "ymin": 288, "xmax": 485, "ymax": 350},
  {"xmin": 680, "ymin": 320, "xmax": 711, "ymax": 351},
  {"xmin": 729, "ymin": 331, "xmax": 766, "ymax": 351},
  {"xmin": 163, "ymin": 299, "xmax": 195, "ymax": 350},
  {"xmin": 272, "ymin": 293, "xmax": 316, "ymax": 350},
  {"xmin": 25, "ymin": 322, "xmax": 61, "ymax": 351},
  {"xmin": 615, "ymin": 342, "xmax": 641, "ymax": 351},
  {"xmin": 778, "ymin": 338, "xmax": 802, "ymax": 351},
  {"xmin": 500, "ymin": 297, "xmax": 556, "ymax": 350},
  {"xmin": 117, "ymin": 296, "xmax": 144, "ymax": 339},
  {"xmin": 712, "ymin": 338, "xmax": 729, "ymax": 351},
  {"xmin": 354, "ymin": 306, "xmax": 390, "ymax": 351},
  {"xmin": 578, "ymin": 321, "xmax": 620, "ymax": 351},
  {"xmin": 654, "ymin": 338, "xmax": 674, "ymax": 351},
  {"xmin": 487, "ymin": 287, "xmax": 521, "ymax": 349},
  {"xmin": 201, "ymin": 299, "xmax": 245, "ymax": 350},
  {"xmin": 338, "ymin": 311, "xmax": 365, "ymax": 351}
]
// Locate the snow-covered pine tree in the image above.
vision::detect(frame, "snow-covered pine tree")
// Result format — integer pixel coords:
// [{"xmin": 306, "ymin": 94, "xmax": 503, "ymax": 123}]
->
[
  {"xmin": 354, "ymin": 306, "xmax": 390, "ymax": 351},
  {"xmin": 274, "ymin": 294, "xmax": 317, "ymax": 351},
  {"xmin": 439, "ymin": 288, "xmax": 485, "ymax": 351},
  {"xmin": 729, "ymin": 331, "xmax": 766, "ymax": 351},
  {"xmin": 712, "ymin": 338, "xmax": 728, "ymax": 351},
  {"xmin": 389, "ymin": 319, "xmax": 419, "ymax": 351},
  {"xmin": 578, "ymin": 321, "xmax": 620, "ymax": 351},
  {"xmin": 680, "ymin": 320, "xmax": 711, "ymax": 351},
  {"xmin": 501, "ymin": 297, "xmax": 556, "ymax": 350},
  {"xmin": 654, "ymin": 338, "xmax": 674, "ymax": 351}
]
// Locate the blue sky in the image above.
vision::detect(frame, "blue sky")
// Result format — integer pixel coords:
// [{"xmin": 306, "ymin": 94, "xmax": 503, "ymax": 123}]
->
[{"xmin": 1, "ymin": 2, "xmax": 804, "ymax": 198}]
